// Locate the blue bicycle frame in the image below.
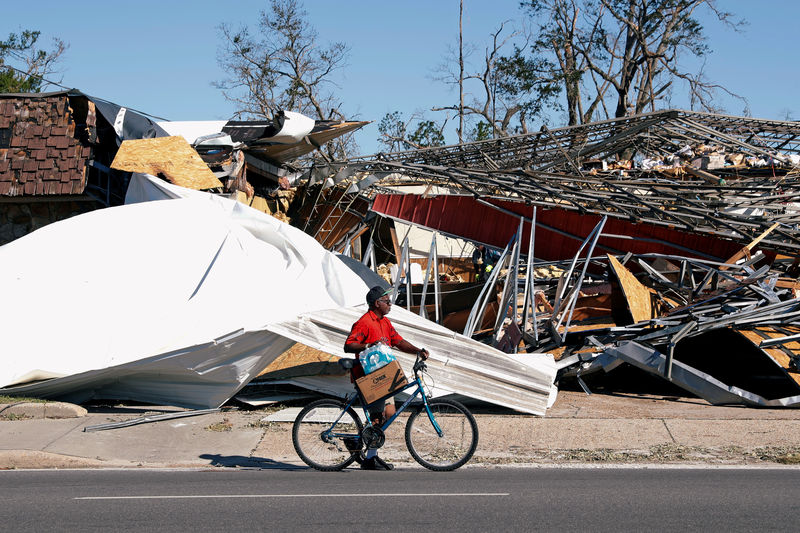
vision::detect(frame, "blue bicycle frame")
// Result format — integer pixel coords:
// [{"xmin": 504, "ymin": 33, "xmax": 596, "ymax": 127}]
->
[{"xmin": 336, "ymin": 365, "xmax": 444, "ymax": 438}]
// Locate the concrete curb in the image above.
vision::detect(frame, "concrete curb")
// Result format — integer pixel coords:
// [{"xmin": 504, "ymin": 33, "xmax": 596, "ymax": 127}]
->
[
  {"xmin": 0, "ymin": 402, "xmax": 87, "ymax": 419},
  {"xmin": 1, "ymin": 391, "xmax": 799, "ymax": 470}
]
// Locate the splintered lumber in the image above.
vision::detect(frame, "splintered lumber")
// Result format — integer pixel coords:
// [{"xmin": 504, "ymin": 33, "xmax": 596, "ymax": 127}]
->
[
  {"xmin": 722, "ymin": 222, "xmax": 781, "ymax": 269},
  {"xmin": 607, "ymin": 254, "xmax": 653, "ymax": 324},
  {"xmin": 111, "ymin": 136, "xmax": 223, "ymax": 190},
  {"xmin": 684, "ymin": 166, "xmax": 722, "ymax": 184}
]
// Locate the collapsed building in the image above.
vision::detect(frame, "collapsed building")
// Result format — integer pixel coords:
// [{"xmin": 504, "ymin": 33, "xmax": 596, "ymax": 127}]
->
[
  {"xmin": 0, "ymin": 90, "xmax": 367, "ymax": 244},
  {"xmin": 277, "ymin": 109, "xmax": 800, "ymax": 407},
  {"xmin": 4, "ymin": 97, "xmax": 800, "ymax": 412},
  {"xmin": 0, "ymin": 90, "xmax": 556, "ymax": 415}
]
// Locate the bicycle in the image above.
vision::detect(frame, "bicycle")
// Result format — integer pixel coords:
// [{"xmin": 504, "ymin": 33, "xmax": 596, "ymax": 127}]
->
[{"xmin": 292, "ymin": 355, "xmax": 479, "ymax": 471}]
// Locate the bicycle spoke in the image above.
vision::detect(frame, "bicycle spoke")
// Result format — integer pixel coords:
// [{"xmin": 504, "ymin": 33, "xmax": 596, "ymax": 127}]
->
[
  {"xmin": 405, "ymin": 399, "xmax": 478, "ymax": 471},
  {"xmin": 293, "ymin": 400, "xmax": 364, "ymax": 471}
]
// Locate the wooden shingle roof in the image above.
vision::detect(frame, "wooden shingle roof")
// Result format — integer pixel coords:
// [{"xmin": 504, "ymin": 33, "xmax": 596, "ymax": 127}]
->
[{"xmin": 0, "ymin": 92, "xmax": 94, "ymax": 197}]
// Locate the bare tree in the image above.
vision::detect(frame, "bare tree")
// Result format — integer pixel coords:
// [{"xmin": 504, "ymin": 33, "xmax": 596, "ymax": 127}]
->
[
  {"xmin": 433, "ymin": 21, "xmax": 557, "ymax": 138},
  {"xmin": 216, "ymin": 0, "xmax": 355, "ymax": 159},
  {"xmin": 0, "ymin": 30, "xmax": 67, "ymax": 93},
  {"xmin": 521, "ymin": 0, "xmax": 747, "ymax": 122}
]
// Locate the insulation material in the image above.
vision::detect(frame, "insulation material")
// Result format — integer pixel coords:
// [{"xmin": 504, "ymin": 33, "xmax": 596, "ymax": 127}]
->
[
  {"xmin": 111, "ymin": 136, "xmax": 223, "ymax": 190},
  {"xmin": 607, "ymin": 254, "xmax": 653, "ymax": 323}
]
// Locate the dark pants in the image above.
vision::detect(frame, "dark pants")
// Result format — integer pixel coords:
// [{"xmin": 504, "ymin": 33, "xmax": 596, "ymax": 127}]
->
[{"xmin": 473, "ymin": 263, "xmax": 486, "ymax": 281}]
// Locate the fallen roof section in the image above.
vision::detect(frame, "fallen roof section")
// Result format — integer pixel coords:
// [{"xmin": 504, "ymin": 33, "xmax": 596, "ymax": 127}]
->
[
  {"xmin": 265, "ymin": 306, "xmax": 557, "ymax": 416},
  {"xmin": 363, "ymin": 109, "xmax": 800, "ymax": 171},
  {"xmin": 0, "ymin": 175, "xmax": 557, "ymax": 413},
  {"xmin": 606, "ymin": 340, "xmax": 800, "ymax": 407}
]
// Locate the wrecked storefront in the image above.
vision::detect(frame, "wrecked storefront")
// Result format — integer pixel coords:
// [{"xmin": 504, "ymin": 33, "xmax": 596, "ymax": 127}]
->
[
  {"xmin": 4, "ymin": 101, "xmax": 800, "ymax": 413},
  {"xmin": 280, "ymin": 109, "xmax": 800, "ymax": 408}
]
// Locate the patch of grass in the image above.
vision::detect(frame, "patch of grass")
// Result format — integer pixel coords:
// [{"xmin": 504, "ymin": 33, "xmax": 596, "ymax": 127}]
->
[
  {"xmin": 0, "ymin": 395, "xmax": 48, "ymax": 404},
  {"xmin": 247, "ymin": 419, "xmax": 275, "ymax": 430},
  {"xmin": 0, "ymin": 413, "xmax": 32, "ymax": 421},
  {"xmin": 775, "ymin": 453, "xmax": 800, "ymax": 465},
  {"xmin": 205, "ymin": 417, "xmax": 233, "ymax": 432},
  {"xmin": 473, "ymin": 444, "xmax": 800, "ymax": 465},
  {"xmin": 749, "ymin": 446, "xmax": 800, "ymax": 464}
]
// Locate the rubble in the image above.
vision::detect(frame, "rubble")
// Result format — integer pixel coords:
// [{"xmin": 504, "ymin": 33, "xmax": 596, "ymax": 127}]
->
[
  {"xmin": 6, "ymin": 95, "xmax": 800, "ymax": 413},
  {"xmin": 287, "ymin": 108, "xmax": 800, "ymax": 408}
]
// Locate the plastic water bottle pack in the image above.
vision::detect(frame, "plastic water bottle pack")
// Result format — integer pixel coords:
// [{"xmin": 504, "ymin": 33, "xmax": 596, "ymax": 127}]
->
[{"xmin": 358, "ymin": 343, "xmax": 396, "ymax": 374}]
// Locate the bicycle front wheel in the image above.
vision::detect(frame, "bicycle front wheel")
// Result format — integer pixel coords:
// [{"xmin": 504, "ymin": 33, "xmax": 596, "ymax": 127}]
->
[
  {"xmin": 292, "ymin": 399, "xmax": 364, "ymax": 471},
  {"xmin": 405, "ymin": 398, "xmax": 478, "ymax": 471}
]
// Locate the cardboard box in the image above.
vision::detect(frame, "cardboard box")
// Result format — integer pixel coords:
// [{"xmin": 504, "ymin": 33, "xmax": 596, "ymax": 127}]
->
[{"xmin": 355, "ymin": 359, "xmax": 408, "ymax": 404}]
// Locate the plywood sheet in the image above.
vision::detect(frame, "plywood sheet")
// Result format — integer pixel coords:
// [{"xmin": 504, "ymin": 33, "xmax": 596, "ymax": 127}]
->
[
  {"xmin": 738, "ymin": 327, "xmax": 800, "ymax": 387},
  {"xmin": 607, "ymin": 254, "xmax": 652, "ymax": 323},
  {"xmin": 111, "ymin": 136, "xmax": 222, "ymax": 190},
  {"xmin": 256, "ymin": 342, "xmax": 343, "ymax": 379},
  {"xmin": 251, "ymin": 195, "xmax": 271, "ymax": 214}
]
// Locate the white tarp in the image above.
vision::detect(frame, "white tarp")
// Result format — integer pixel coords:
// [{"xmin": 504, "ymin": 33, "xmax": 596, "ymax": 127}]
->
[
  {"xmin": 1, "ymin": 174, "xmax": 557, "ymax": 413},
  {"xmin": 0, "ymin": 182, "xmax": 367, "ymax": 407},
  {"xmin": 156, "ymin": 120, "xmax": 229, "ymax": 145}
]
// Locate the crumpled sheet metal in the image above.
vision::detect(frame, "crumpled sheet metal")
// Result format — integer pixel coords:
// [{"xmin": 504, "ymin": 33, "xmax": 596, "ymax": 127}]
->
[
  {"xmin": 265, "ymin": 306, "xmax": 558, "ymax": 416},
  {"xmin": 0, "ymin": 176, "xmax": 369, "ymax": 407},
  {"xmin": 0, "ymin": 330, "xmax": 296, "ymax": 409},
  {"xmin": 606, "ymin": 341, "xmax": 800, "ymax": 407}
]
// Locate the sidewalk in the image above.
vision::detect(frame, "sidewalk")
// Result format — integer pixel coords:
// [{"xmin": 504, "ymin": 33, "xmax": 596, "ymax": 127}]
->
[{"xmin": 2, "ymin": 390, "xmax": 800, "ymax": 470}]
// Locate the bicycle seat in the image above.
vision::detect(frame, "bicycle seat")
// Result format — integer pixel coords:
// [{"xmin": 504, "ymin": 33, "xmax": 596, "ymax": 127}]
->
[{"xmin": 338, "ymin": 357, "xmax": 357, "ymax": 370}]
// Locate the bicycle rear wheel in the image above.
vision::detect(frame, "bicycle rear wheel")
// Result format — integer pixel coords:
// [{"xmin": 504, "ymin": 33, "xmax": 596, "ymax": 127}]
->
[
  {"xmin": 292, "ymin": 399, "xmax": 364, "ymax": 471},
  {"xmin": 405, "ymin": 398, "xmax": 478, "ymax": 471}
]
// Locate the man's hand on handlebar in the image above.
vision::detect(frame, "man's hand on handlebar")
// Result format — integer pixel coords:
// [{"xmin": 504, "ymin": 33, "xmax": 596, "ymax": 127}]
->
[{"xmin": 413, "ymin": 349, "xmax": 429, "ymax": 374}]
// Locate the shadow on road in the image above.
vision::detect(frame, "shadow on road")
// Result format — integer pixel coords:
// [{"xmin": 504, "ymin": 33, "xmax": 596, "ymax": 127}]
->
[{"xmin": 199, "ymin": 453, "xmax": 306, "ymax": 470}]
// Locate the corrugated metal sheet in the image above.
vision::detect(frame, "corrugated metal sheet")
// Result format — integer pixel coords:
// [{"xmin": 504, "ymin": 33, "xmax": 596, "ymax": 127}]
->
[
  {"xmin": 265, "ymin": 305, "xmax": 557, "ymax": 416},
  {"xmin": 372, "ymin": 194, "xmax": 748, "ymax": 261}
]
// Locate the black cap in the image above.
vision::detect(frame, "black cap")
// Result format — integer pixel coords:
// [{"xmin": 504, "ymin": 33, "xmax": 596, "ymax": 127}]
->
[{"xmin": 366, "ymin": 285, "xmax": 392, "ymax": 306}]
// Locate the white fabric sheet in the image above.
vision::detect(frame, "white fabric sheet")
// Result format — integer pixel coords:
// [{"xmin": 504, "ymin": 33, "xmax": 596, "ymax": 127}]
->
[{"xmin": 0, "ymin": 180, "xmax": 367, "ymax": 406}]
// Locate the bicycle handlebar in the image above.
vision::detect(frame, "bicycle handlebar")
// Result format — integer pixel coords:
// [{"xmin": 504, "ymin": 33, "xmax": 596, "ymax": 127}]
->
[{"xmin": 413, "ymin": 354, "xmax": 427, "ymax": 374}]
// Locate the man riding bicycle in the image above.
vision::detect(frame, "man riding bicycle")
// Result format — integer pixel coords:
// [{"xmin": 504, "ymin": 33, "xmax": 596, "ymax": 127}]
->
[{"xmin": 344, "ymin": 285, "xmax": 429, "ymax": 470}]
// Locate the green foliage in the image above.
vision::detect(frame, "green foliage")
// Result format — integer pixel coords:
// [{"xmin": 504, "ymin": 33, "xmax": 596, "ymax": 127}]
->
[
  {"xmin": 0, "ymin": 395, "xmax": 48, "ymax": 404},
  {"xmin": 408, "ymin": 120, "xmax": 445, "ymax": 148},
  {"xmin": 377, "ymin": 111, "xmax": 407, "ymax": 152},
  {"xmin": 377, "ymin": 112, "xmax": 444, "ymax": 152},
  {"xmin": 0, "ymin": 30, "xmax": 65, "ymax": 93},
  {"xmin": 495, "ymin": 46, "xmax": 562, "ymax": 120},
  {"xmin": 468, "ymin": 121, "xmax": 493, "ymax": 142}
]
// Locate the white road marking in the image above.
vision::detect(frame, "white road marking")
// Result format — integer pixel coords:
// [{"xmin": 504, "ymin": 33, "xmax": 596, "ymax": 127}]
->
[{"xmin": 75, "ymin": 492, "xmax": 509, "ymax": 500}]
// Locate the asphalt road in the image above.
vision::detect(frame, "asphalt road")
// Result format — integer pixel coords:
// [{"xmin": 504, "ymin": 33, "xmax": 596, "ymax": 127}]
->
[{"xmin": 3, "ymin": 467, "xmax": 799, "ymax": 532}]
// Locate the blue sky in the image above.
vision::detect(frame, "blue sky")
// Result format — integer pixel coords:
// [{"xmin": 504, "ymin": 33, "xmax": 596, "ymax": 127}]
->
[{"xmin": 3, "ymin": 1, "xmax": 798, "ymax": 155}]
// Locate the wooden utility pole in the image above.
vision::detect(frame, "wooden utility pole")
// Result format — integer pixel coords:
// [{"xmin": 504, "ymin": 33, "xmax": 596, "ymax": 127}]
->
[{"xmin": 458, "ymin": 0, "xmax": 464, "ymax": 143}]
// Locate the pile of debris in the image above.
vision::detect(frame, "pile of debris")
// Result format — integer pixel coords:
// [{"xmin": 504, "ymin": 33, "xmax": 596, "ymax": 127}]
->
[{"xmin": 278, "ymin": 108, "xmax": 800, "ymax": 408}]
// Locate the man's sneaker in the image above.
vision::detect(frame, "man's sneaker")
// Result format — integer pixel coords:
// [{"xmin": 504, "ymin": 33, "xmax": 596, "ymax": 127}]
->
[{"xmin": 360, "ymin": 456, "xmax": 394, "ymax": 471}]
